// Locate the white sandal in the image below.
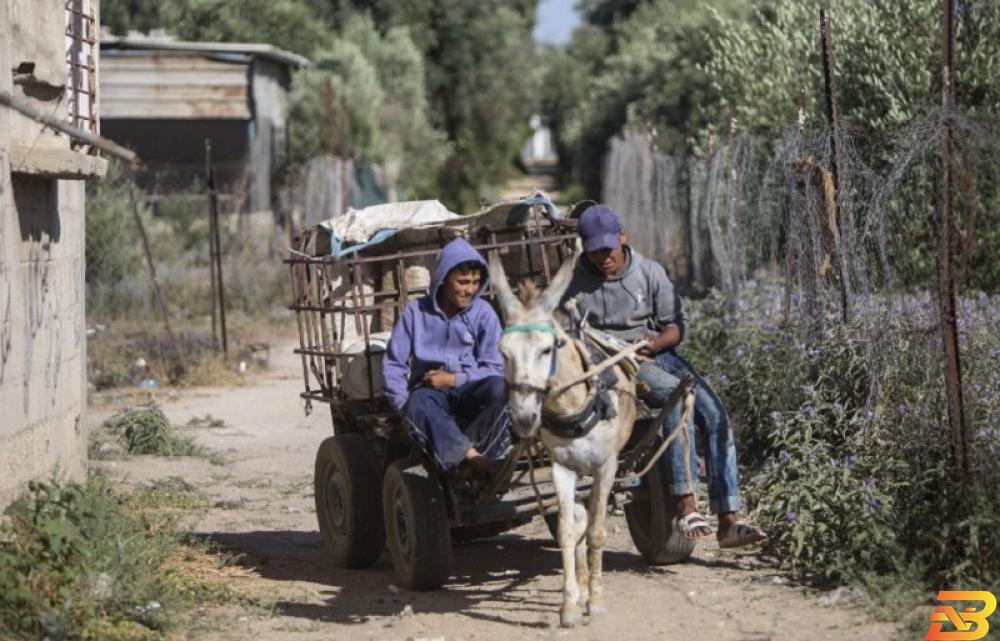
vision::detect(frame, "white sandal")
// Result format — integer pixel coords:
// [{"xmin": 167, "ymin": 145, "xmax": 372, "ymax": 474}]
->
[
  {"xmin": 717, "ymin": 520, "xmax": 767, "ymax": 548},
  {"xmin": 677, "ymin": 511, "xmax": 715, "ymax": 540}
]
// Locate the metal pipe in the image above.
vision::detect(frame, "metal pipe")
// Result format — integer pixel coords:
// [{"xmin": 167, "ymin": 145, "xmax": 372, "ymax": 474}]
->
[{"xmin": 0, "ymin": 89, "xmax": 137, "ymax": 163}]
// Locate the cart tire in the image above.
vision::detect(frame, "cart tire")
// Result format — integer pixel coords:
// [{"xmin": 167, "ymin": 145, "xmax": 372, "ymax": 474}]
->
[
  {"xmin": 383, "ymin": 461, "xmax": 452, "ymax": 590},
  {"xmin": 314, "ymin": 434, "xmax": 385, "ymax": 568},
  {"xmin": 624, "ymin": 461, "xmax": 695, "ymax": 564}
]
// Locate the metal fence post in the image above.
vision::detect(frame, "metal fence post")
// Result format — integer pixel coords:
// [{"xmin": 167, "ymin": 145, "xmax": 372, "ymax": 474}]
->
[
  {"xmin": 820, "ymin": 9, "xmax": 852, "ymax": 323},
  {"xmin": 938, "ymin": 0, "xmax": 969, "ymax": 489}
]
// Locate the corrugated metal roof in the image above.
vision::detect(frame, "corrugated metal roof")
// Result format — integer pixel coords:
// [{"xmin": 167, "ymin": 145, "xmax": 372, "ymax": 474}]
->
[
  {"xmin": 101, "ymin": 51, "xmax": 252, "ymax": 119},
  {"xmin": 101, "ymin": 35, "xmax": 311, "ymax": 69}
]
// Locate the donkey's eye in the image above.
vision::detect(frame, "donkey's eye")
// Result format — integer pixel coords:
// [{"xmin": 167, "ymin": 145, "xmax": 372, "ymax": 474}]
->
[{"xmin": 540, "ymin": 347, "xmax": 553, "ymax": 356}]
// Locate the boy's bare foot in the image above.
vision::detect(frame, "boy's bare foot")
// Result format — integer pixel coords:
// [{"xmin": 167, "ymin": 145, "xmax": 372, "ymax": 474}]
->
[{"xmin": 464, "ymin": 448, "xmax": 499, "ymax": 475}]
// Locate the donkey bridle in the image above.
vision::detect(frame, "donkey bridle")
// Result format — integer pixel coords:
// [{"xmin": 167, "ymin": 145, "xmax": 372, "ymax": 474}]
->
[
  {"xmin": 502, "ymin": 322, "xmax": 617, "ymax": 438},
  {"xmin": 502, "ymin": 322, "xmax": 564, "ymax": 395}
]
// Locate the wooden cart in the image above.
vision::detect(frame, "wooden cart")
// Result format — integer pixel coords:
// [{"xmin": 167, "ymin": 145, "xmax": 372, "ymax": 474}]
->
[{"xmin": 287, "ymin": 199, "xmax": 693, "ymax": 589}]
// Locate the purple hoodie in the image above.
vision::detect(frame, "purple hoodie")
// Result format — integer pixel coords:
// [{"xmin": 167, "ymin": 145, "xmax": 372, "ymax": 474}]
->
[{"xmin": 382, "ymin": 238, "xmax": 504, "ymax": 412}]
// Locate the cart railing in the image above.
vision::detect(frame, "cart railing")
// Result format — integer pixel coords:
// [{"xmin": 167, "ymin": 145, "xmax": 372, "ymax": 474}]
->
[{"xmin": 287, "ymin": 201, "xmax": 579, "ymax": 415}]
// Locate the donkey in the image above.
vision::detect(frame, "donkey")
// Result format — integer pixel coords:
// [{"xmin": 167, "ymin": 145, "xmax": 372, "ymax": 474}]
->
[{"xmin": 489, "ymin": 253, "xmax": 637, "ymax": 627}]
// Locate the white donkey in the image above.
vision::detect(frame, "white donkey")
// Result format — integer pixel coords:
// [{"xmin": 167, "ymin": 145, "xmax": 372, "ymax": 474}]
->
[{"xmin": 489, "ymin": 254, "xmax": 637, "ymax": 627}]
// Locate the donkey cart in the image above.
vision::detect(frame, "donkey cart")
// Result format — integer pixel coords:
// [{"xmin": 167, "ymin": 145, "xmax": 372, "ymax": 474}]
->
[{"xmin": 287, "ymin": 198, "xmax": 695, "ymax": 590}]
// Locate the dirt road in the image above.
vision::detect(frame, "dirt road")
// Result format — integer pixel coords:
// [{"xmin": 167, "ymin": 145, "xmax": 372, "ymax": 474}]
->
[{"xmin": 85, "ymin": 340, "xmax": 899, "ymax": 641}]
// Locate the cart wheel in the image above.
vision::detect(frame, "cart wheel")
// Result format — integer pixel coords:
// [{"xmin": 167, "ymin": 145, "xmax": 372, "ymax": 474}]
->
[
  {"xmin": 383, "ymin": 461, "xmax": 452, "ymax": 590},
  {"xmin": 624, "ymin": 460, "xmax": 695, "ymax": 564},
  {"xmin": 314, "ymin": 434, "xmax": 385, "ymax": 568}
]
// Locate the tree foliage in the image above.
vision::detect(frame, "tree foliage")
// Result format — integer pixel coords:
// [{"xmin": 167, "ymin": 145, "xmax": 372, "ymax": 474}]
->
[
  {"xmin": 422, "ymin": 1, "xmax": 540, "ymax": 209},
  {"xmin": 286, "ymin": 15, "xmax": 447, "ymax": 199},
  {"xmin": 704, "ymin": 0, "xmax": 1000, "ymax": 135},
  {"xmin": 102, "ymin": 0, "xmax": 334, "ymax": 56},
  {"xmin": 543, "ymin": 0, "xmax": 744, "ymax": 194},
  {"xmin": 101, "ymin": 0, "xmax": 540, "ymax": 211}
]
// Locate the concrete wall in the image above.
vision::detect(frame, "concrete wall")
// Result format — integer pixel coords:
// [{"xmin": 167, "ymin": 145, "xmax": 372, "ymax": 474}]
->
[{"xmin": 1, "ymin": 0, "xmax": 100, "ymax": 508}]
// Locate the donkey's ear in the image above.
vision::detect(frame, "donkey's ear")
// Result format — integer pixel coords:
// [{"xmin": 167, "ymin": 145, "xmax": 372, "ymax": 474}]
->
[
  {"xmin": 537, "ymin": 252, "xmax": 579, "ymax": 314},
  {"xmin": 488, "ymin": 252, "xmax": 524, "ymax": 320}
]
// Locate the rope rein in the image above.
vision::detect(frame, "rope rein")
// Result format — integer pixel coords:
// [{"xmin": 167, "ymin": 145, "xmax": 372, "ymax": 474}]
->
[
  {"xmin": 505, "ymin": 320, "xmax": 696, "ymax": 516},
  {"xmin": 616, "ymin": 388, "xmax": 696, "ymax": 485},
  {"xmin": 503, "ymin": 321, "xmax": 648, "ymax": 398}
]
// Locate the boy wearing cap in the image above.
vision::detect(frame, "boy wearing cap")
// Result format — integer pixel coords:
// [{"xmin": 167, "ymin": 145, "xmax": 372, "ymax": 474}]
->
[
  {"xmin": 563, "ymin": 205, "xmax": 765, "ymax": 548},
  {"xmin": 383, "ymin": 237, "xmax": 510, "ymax": 475}
]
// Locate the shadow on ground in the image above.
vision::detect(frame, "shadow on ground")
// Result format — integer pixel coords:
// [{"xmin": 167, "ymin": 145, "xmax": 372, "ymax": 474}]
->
[{"xmin": 200, "ymin": 528, "xmax": 702, "ymax": 627}]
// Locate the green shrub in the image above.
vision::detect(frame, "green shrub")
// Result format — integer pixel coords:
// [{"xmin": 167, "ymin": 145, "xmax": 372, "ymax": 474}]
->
[
  {"xmin": 127, "ymin": 478, "xmax": 209, "ymax": 511},
  {"xmin": 683, "ymin": 286, "xmax": 1000, "ymax": 596},
  {"xmin": 0, "ymin": 475, "xmax": 228, "ymax": 640},
  {"xmin": 99, "ymin": 405, "xmax": 225, "ymax": 464}
]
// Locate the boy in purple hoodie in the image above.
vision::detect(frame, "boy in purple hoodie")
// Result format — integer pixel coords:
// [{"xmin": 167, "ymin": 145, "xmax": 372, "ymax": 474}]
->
[{"xmin": 382, "ymin": 238, "xmax": 510, "ymax": 474}]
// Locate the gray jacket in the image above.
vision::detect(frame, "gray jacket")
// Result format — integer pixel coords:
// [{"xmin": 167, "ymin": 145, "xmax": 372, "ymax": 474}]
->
[{"xmin": 562, "ymin": 246, "xmax": 684, "ymax": 342}]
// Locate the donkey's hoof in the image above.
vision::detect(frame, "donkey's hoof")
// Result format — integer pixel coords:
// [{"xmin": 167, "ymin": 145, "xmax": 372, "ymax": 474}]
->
[
  {"xmin": 560, "ymin": 604, "xmax": 584, "ymax": 627},
  {"xmin": 587, "ymin": 602, "xmax": 607, "ymax": 618}
]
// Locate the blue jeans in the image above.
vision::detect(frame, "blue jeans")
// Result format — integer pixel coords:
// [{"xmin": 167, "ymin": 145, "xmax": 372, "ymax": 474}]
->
[
  {"xmin": 637, "ymin": 351, "xmax": 741, "ymax": 514},
  {"xmin": 403, "ymin": 376, "xmax": 511, "ymax": 472}
]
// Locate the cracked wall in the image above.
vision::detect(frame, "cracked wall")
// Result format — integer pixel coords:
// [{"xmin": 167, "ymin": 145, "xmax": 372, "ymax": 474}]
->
[{"xmin": 1, "ymin": 0, "xmax": 89, "ymax": 508}]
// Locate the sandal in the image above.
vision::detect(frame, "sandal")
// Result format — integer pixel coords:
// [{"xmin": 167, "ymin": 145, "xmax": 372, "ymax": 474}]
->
[
  {"xmin": 677, "ymin": 511, "xmax": 715, "ymax": 540},
  {"xmin": 717, "ymin": 521, "xmax": 767, "ymax": 548}
]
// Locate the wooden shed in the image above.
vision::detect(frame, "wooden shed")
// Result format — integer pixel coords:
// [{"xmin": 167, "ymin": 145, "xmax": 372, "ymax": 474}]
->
[{"xmin": 100, "ymin": 35, "xmax": 309, "ymax": 213}]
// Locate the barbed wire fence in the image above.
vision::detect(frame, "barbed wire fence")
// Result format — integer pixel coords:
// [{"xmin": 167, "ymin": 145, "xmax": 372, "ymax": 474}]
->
[{"xmin": 601, "ymin": 43, "xmax": 1000, "ymax": 590}]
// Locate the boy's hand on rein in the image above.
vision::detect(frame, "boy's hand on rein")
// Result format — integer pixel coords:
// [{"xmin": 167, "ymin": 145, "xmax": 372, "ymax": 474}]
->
[{"xmin": 635, "ymin": 337, "xmax": 655, "ymax": 362}]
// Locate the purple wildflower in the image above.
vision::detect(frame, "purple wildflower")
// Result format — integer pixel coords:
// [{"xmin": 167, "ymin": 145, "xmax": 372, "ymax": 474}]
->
[
  {"xmin": 785, "ymin": 512, "xmax": 798, "ymax": 522},
  {"xmin": 845, "ymin": 454, "xmax": 858, "ymax": 466},
  {"xmin": 864, "ymin": 478, "xmax": 876, "ymax": 488},
  {"xmin": 808, "ymin": 452, "xmax": 818, "ymax": 463},
  {"xmin": 803, "ymin": 404, "xmax": 816, "ymax": 418},
  {"xmin": 867, "ymin": 498, "xmax": 879, "ymax": 508},
  {"xmin": 828, "ymin": 457, "xmax": 838, "ymax": 468},
  {"xmin": 779, "ymin": 450, "xmax": 791, "ymax": 463}
]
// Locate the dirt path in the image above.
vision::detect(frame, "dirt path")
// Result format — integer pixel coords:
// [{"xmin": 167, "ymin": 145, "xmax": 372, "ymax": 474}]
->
[
  {"xmin": 500, "ymin": 171, "xmax": 559, "ymax": 203},
  {"xmin": 85, "ymin": 340, "xmax": 898, "ymax": 641}
]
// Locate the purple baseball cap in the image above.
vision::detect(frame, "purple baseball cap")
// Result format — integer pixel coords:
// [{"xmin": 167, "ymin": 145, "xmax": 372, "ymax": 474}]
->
[{"xmin": 577, "ymin": 205, "xmax": 623, "ymax": 252}]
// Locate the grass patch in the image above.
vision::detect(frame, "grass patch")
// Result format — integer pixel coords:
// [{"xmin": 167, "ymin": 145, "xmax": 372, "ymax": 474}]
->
[
  {"xmin": 94, "ymin": 405, "xmax": 226, "ymax": 465},
  {"xmin": 212, "ymin": 498, "xmax": 248, "ymax": 511},
  {"xmin": 127, "ymin": 478, "xmax": 210, "ymax": 511},
  {"xmin": 186, "ymin": 414, "xmax": 228, "ymax": 429},
  {"xmin": 231, "ymin": 478, "xmax": 272, "ymax": 490},
  {"xmin": 0, "ymin": 474, "xmax": 240, "ymax": 640}
]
